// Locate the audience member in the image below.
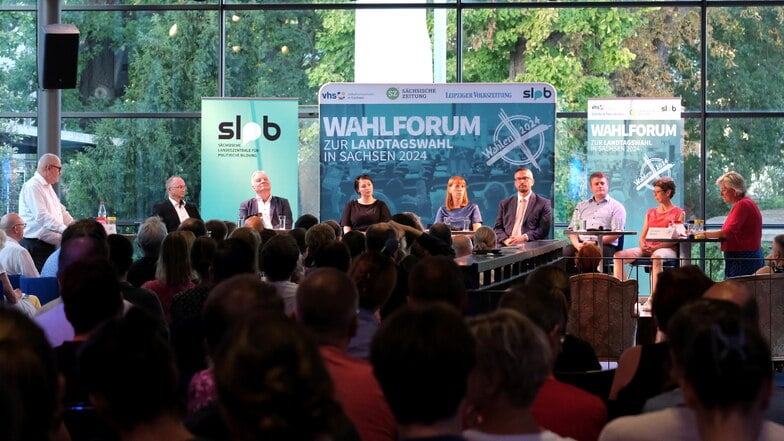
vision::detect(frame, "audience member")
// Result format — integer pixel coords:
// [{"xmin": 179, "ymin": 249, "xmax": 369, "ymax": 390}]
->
[
  {"xmin": 107, "ymin": 234, "xmax": 166, "ymax": 324},
  {"xmin": 41, "ymin": 217, "xmax": 109, "ymax": 278},
  {"xmin": 452, "ymin": 234, "xmax": 473, "ymax": 258},
  {"xmin": 142, "ymin": 230, "xmax": 196, "ymax": 323},
  {"xmin": 261, "ymin": 234, "xmax": 300, "ymax": 315},
  {"xmin": 79, "ymin": 307, "xmax": 196, "ymax": 441},
  {"xmin": 223, "ymin": 220, "xmax": 236, "ymax": 236},
  {"xmin": 408, "ymin": 255, "xmax": 467, "ymax": 313},
  {"xmin": 178, "ymin": 217, "xmax": 207, "ymax": 238},
  {"xmin": 756, "ymin": 233, "xmax": 784, "ymax": 275},
  {"xmin": 575, "ymin": 242, "xmax": 602, "ymax": 273},
  {"xmin": 428, "ymin": 222, "xmax": 453, "ymax": 247},
  {"xmin": 0, "ymin": 308, "xmax": 70, "ymax": 441},
  {"xmin": 325, "ymin": 219, "xmax": 343, "ymax": 240},
  {"xmin": 342, "ymin": 229, "xmax": 367, "ymax": 260},
  {"xmin": 313, "ymin": 241, "xmax": 352, "ymax": 272},
  {"xmin": 370, "ymin": 303, "xmax": 476, "ymax": 441},
  {"xmin": 297, "ymin": 268, "xmax": 397, "ymax": 441},
  {"xmin": 473, "ymin": 226, "xmax": 497, "ymax": 251},
  {"xmin": 500, "ymin": 285, "xmax": 607, "ymax": 441},
  {"xmin": 608, "ymin": 265, "xmax": 714, "ymax": 417},
  {"xmin": 304, "ymin": 222, "xmax": 337, "ymax": 267},
  {"xmin": 295, "ymin": 213, "xmax": 319, "ymax": 230},
  {"xmin": 600, "ymin": 298, "xmax": 784, "ymax": 441},
  {"xmin": 205, "ymin": 219, "xmax": 228, "ymax": 242},
  {"xmin": 463, "ymin": 309, "xmax": 574, "ymax": 441},
  {"xmin": 347, "ymin": 252, "xmax": 396, "ymax": 360},
  {"xmin": 0, "ymin": 212, "xmax": 40, "ymax": 276},
  {"xmin": 127, "ymin": 216, "xmax": 167, "ymax": 287},
  {"xmin": 243, "ymin": 215, "xmax": 264, "ymax": 232},
  {"xmin": 227, "ymin": 226, "xmax": 261, "ymax": 272}
]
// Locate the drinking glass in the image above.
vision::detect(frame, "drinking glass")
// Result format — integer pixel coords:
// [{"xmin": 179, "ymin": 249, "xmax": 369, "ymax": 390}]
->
[{"xmin": 278, "ymin": 215, "xmax": 287, "ymax": 230}]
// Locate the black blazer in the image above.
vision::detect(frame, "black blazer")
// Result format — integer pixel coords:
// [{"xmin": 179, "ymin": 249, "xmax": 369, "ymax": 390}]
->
[
  {"xmin": 152, "ymin": 200, "xmax": 202, "ymax": 233},
  {"xmin": 238, "ymin": 196, "xmax": 293, "ymax": 229},
  {"xmin": 493, "ymin": 193, "xmax": 552, "ymax": 244}
]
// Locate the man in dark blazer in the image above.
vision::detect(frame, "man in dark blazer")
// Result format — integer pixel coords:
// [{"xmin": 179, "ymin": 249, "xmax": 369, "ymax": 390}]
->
[
  {"xmin": 493, "ymin": 168, "xmax": 552, "ymax": 246},
  {"xmin": 152, "ymin": 176, "xmax": 202, "ymax": 233},
  {"xmin": 238, "ymin": 171, "xmax": 293, "ymax": 229}
]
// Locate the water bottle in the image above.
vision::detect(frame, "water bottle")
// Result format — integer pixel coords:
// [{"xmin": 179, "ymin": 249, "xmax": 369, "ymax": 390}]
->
[
  {"xmin": 97, "ymin": 201, "xmax": 107, "ymax": 224},
  {"xmin": 572, "ymin": 207, "xmax": 581, "ymax": 230}
]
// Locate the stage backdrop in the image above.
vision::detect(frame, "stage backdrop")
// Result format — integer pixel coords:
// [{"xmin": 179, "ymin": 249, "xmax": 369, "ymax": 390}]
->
[
  {"xmin": 318, "ymin": 83, "xmax": 557, "ymax": 231},
  {"xmin": 201, "ymin": 98, "xmax": 299, "ymax": 222},
  {"xmin": 586, "ymin": 97, "xmax": 684, "ymax": 239}
]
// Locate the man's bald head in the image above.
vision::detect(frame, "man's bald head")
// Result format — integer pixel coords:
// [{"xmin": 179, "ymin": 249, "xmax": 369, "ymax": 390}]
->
[
  {"xmin": 703, "ymin": 280, "xmax": 759, "ymax": 326},
  {"xmin": 296, "ymin": 268, "xmax": 358, "ymax": 346}
]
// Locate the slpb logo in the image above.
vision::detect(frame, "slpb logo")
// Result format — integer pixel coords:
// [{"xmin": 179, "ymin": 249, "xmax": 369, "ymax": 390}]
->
[
  {"xmin": 218, "ymin": 115, "xmax": 280, "ymax": 145},
  {"xmin": 522, "ymin": 86, "xmax": 553, "ymax": 100}
]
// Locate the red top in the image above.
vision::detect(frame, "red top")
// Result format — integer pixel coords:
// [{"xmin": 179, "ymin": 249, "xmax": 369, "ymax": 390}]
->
[
  {"xmin": 531, "ymin": 375, "xmax": 607, "ymax": 441},
  {"xmin": 644, "ymin": 206, "xmax": 685, "ymax": 247},
  {"xmin": 721, "ymin": 197, "xmax": 762, "ymax": 252}
]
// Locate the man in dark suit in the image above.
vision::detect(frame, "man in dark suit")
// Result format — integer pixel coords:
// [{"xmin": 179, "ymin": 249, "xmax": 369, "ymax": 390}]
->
[
  {"xmin": 238, "ymin": 171, "xmax": 293, "ymax": 229},
  {"xmin": 152, "ymin": 176, "xmax": 202, "ymax": 233},
  {"xmin": 493, "ymin": 167, "xmax": 552, "ymax": 246}
]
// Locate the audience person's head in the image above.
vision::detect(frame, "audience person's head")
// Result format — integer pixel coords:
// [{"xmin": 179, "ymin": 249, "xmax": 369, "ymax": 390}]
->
[
  {"xmin": 408, "ymin": 255, "xmax": 467, "ymax": 312},
  {"xmin": 58, "ymin": 218, "xmax": 110, "ymax": 275},
  {"xmin": 342, "ymin": 230, "xmax": 366, "ymax": 259},
  {"xmin": 79, "ymin": 307, "xmax": 180, "ymax": 434},
  {"xmin": 428, "ymin": 222, "xmax": 453, "ymax": 247},
  {"xmin": 703, "ymin": 280, "xmax": 759, "ymax": 326},
  {"xmin": 203, "ymin": 274, "xmax": 284, "ymax": 355},
  {"xmin": 465, "ymin": 309, "xmax": 551, "ymax": 420},
  {"xmin": 156, "ymin": 230, "xmax": 194, "ymax": 286},
  {"xmin": 0, "ymin": 308, "xmax": 62, "ymax": 441},
  {"xmin": 243, "ymin": 215, "xmax": 264, "ymax": 232},
  {"xmin": 213, "ymin": 313, "xmax": 341, "ymax": 441},
  {"xmin": 499, "ymin": 284, "xmax": 568, "ymax": 365},
  {"xmin": 137, "ymin": 216, "xmax": 167, "ymax": 258},
  {"xmin": 525, "ymin": 265, "xmax": 571, "ymax": 304},
  {"xmin": 190, "ymin": 236, "xmax": 218, "ymax": 284},
  {"xmin": 304, "ymin": 223, "xmax": 337, "ymax": 263},
  {"xmin": 224, "ymin": 221, "xmax": 237, "ymax": 236},
  {"xmin": 324, "ymin": 220, "xmax": 342, "ymax": 240},
  {"xmin": 107, "ymin": 233, "xmax": 134, "ymax": 279},
  {"xmin": 178, "ymin": 217, "xmax": 207, "ymax": 238},
  {"xmin": 212, "ymin": 238, "xmax": 256, "ymax": 284},
  {"xmin": 60, "ymin": 259, "xmax": 123, "ymax": 336},
  {"xmin": 452, "ymin": 235, "xmax": 473, "ymax": 258},
  {"xmin": 206, "ymin": 219, "xmax": 228, "ymax": 242},
  {"xmin": 294, "ymin": 214, "xmax": 319, "ymax": 231},
  {"xmin": 473, "ymin": 226, "xmax": 497, "ymax": 251},
  {"xmin": 348, "ymin": 251, "xmax": 397, "ymax": 312},
  {"xmin": 365, "ymin": 223, "xmax": 398, "ymax": 258},
  {"xmin": 575, "ymin": 242, "xmax": 602, "ymax": 273},
  {"xmin": 261, "ymin": 234, "xmax": 300, "ymax": 282},
  {"xmin": 652, "ymin": 264, "xmax": 714, "ymax": 333},
  {"xmin": 391, "ymin": 213, "xmax": 423, "ymax": 247},
  {"xmin": 228, "ymin": 226, "xmax": 261, "ymax": 272},
  {"xmin": 313, "ymin": 241, "xmax": 351, "ymax": 272},
  {"xmin": 296, "ymin": 268, "xmax": 358, "ymax": 347},
  {"xmin": 370, "ymin": 303, "xmax": 475, "ymax": 428},
  {"xmin": 668, "ymin": 298, "xmax": 771, "ymax": 415},
  {"xmin": 288, "ymin": 228, "xmax": 308, "ymax": 255}
]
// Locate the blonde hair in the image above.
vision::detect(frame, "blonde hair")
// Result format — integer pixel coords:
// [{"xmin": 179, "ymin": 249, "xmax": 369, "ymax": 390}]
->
[{"xmin": 445, "ymin": 176, "xmax": 469, "ymax": 210}]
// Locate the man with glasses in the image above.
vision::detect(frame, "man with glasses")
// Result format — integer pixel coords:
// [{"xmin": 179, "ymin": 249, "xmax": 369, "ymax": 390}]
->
[
  {"xmin": 0, "ymin": 213, "xmax": 39, "ymax": 277},
  {"xmin": 152, "ymin": 176, "xmax": 202, "ymax": 233},
  {"xmin": 493, "ymin": 167, "xmax": 553, "ymax": 247},
  {"xmin": 18, "ymin": 153, "xmax": 74, "ymax": 271}
]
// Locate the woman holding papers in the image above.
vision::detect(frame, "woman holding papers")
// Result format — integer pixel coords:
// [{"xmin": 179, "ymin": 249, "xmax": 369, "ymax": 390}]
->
[{"xmin": 613, "ymin": 177, "xmax": 684, "ymax": 311}]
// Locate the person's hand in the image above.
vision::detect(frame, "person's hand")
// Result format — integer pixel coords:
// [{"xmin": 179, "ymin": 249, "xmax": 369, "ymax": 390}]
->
[
  {"xmin": 388, "ymin": 220, "xmax": 422, "ymax": 239},
  {"xmin": 4, "ymin": 288, "xmax": 22, "ymax": 304}
]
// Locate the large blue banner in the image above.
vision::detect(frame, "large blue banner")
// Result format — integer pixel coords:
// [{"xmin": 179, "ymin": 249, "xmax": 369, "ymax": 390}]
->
[{"xmin": 318, "ymin": 83, "xmax": 556, "ymax": 229}]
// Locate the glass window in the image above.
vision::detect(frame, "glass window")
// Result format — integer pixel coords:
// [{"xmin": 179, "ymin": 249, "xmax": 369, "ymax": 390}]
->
[{"xmin": 0, "ymin": 11, "xmax": 37, "ymax": 113}]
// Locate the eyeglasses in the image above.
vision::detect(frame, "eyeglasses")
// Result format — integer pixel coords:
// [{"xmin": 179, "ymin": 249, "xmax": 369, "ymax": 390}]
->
[
  {"xmin": 49, "ymin": 165, "xmax": 62, "ymax": 172},
  {"xmin": 13, "ymin": 223, "xmax": 26, "ymax": 228},
  {"xmin": 652, "ymin": 189, "xmax": 664, "ymax": 194},
  {"xmin": 515, "ymin": 177, "xmax": 533, "ymax": 181},
  {"xmin": 170, "ymin": 185, "xmax": 186, "ymax": 189}
]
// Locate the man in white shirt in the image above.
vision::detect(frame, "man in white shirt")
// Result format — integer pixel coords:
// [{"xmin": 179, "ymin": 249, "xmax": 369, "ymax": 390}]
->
[
  {"xmin": 18, "ymin": 153, "xmax": 74, "ymax": 271},
  {"xmin": 238, "ymin": 170, "xmax": 293, "ymax": 229},
  {"xmin": 152, "ymin": 176, "xmax": 202, "ymax": 233},
  {"xmin": 0, "ymin": 213, "xmax": 40, "ymax": 277}
]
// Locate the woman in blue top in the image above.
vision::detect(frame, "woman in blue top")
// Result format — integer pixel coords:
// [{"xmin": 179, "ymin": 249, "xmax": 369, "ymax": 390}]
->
[{"xmin": 434, "ymin": 176, "xmax": 482, "ymax": 231}]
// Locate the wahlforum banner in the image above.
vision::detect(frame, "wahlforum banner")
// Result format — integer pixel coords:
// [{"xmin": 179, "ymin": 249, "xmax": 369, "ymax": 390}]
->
[
  {"xmin": 586, "ymin": 98, "xmax": 683, "ymax": 236},
  {"xmin": 201, "ymin": 98, "xmax": 299, "ymax": 222},
  {"xmin": 318, "ymin": 83, "xmax": 556, "ymax": 229}
]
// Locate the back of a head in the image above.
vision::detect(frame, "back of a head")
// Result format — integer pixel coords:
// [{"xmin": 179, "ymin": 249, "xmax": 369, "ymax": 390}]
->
[
  {"xmin": 0, "ymin": 308, "xmax": 60, "ymax": 441},
  {"xmin": 178, "ymin": 218, "xmax": 207, "ymax": 238},
  {"xmin": 243, "ymin": 216, "xmax": 264, "ymax": 232},
  {"xmin": 305, "ymin": 223, "xmax": 336, "ymax": 255},
  {"xmin": 668, "ymin": 298, "xmax": 771, "ymax": 412},
  {"xmin": 136, "ymin": 216, "xmax": 167, "ymax": 257},
  {"xmin": 294, "ymin": 214, "xmax": 319, "ymax": 231},
  {"xmin": 429, "ymin": 222, "xmax": 453, "ymax": 247},
  {"xmin": 703, "ymin": 280, "xmax": 759, "ymax": 326},
  {"xmin": 228, "ymin": 226, "xmax": 261, "ymax": 272},
  {"xmin": 499, "ymin": 284, "xmax": 568, "ymax": 338},
  {"xmin": 467, "ymin": 309, "xmax": 551, "ymax": 408},
  {"xmin": 203, "ymin": 274, "xmax": 284, "ymax": 353},
  {"xmin": 313, "ymin": 241, "xmax": 351, "ymax": 272},
  {"xmin": 473, "ymin": 226, "xmax": 497, "ymax": 251},
  {"xmin": 261, "ymin": 234, "xmax": 300, "ymax": 282},
  {"xmin": 59, "ymin": 219, "xmax": 110, "ymax": 273},
  {"xmin": 349, "ymin": 251, "xmax": 397, "ymax": 311},
  {"xmin": 575, "ymin": 242, "xmax": 602, "ymax": 272},
  {"xmin": 61, "ymin": 259, "xmax": 123, "ymax": 335},
  {"xmin": 288, "ymin": 228, "xmax": 308, "ymax": 254},
  {"xmin": 296, "ymin": 268, "xmax": 358, "ymax": 342},
  {"xmin": 408, "ymin": 255, "xmax": 467, "ymax": 311},
  {"xmin": 452, "ymin": 235, "xmax": 473, "ymax": 258},
  {"xmin": 212, "ymin": 238, "xmax": 256, "ymax": 283},
  {"xmin": 342, "ymin": 230, "xmax": 366, "ymax": 258},
  {"xmin": 79, "ymin": 307, "xmax": 176, "ymax": 431},
  {"xmin": 107, "ymin": 234, "xmax": 134, "ymax": 276},
  {"xmin": 525, "ymin": 265, "xmax": 571, "ymax": 304},
  {"xmin": 206, "ymin": 219, "xmax": 228, "ymax": 242},
  {"xmin": 191, "ymin": 236, "xmax": 218, "ymax": 280},
  {"xmin": 213, "ymin": 313, "xmax": 338, "ymax": 441},
  {"xmin": 156, "ymin": 230, "xmax": 194, "ymax": 286},
  {"xmin": 370, "ymin": 302, "xmax": 476, "ymax": 426},
  {"xmin": 365, "ymin": 223, "xmax": 396, "ymax": 256},
  {"xmin": 324, "ymin": 219, "xmax": 342, "ymax": 240},
  {"xmin": 653, "ymin": 265, "xmax": 715, "ymax": 332}
]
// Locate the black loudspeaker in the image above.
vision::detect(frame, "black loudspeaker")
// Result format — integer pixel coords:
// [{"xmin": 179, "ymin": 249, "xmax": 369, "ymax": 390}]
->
[{"xmin": 41, "ymin": 23, "xmax": 80, "ymax": 89}]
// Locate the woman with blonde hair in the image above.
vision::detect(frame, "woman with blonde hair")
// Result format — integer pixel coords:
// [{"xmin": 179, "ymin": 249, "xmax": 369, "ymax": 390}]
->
[
  {"xmin": 434, "ymin": 176, "xmax": 483, "ymax": 231},
  {"xmin": 142, "ymin": 230, "xmax": 196, "ymax": 323}
]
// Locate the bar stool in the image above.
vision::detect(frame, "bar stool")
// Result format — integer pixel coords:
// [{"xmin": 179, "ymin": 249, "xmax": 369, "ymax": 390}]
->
[{"xmin": 628, "ymin": 257, "xmax": 677, "ymax": 293}]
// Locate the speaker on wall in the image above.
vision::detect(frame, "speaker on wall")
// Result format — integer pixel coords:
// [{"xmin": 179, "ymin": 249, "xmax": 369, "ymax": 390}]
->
[{"xmin": 41, "ymin": 23, "xmax": 80, "ymax": 89}]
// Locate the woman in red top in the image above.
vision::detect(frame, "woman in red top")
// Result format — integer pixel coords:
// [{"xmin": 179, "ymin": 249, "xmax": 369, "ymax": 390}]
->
[
  {"xmin": 704, "ymin": 171, "xmax": 763, "ymax": 278},
  {"xmin": 613, "ymin": 177, "xmax": 684, "ymax": 310}
]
